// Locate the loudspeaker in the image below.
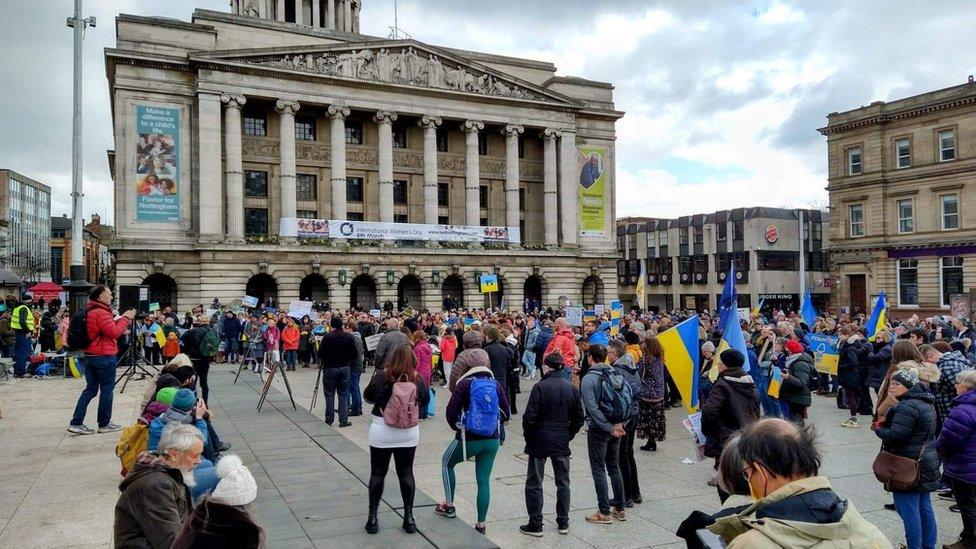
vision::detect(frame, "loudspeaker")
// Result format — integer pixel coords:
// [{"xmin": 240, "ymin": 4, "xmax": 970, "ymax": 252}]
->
[{"xmin": 118, "ymin": 285, "xmax": 150, "ymax": 315}]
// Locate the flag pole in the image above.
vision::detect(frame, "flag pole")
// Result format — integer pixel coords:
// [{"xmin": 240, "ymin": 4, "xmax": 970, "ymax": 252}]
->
[{"xmin": 798, "ymin": 208, "xmax": 805, "ymax": 313}]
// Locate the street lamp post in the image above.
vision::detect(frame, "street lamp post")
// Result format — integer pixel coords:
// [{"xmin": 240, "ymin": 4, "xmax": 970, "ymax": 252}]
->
[{"xmin": 64, "ymin": 0, "xmax": 95, "ymax": 314}]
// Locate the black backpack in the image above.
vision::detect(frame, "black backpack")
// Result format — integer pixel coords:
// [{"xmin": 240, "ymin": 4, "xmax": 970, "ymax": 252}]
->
[{"xmin": 67, "ymin": 310, "xmax": 91, "ymax": 351}]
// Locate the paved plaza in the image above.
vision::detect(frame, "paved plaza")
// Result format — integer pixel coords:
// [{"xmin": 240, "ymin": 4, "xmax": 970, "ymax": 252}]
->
[{"xmin": 0, "ymin": 364, "xmax": 964, "ymax": 548}]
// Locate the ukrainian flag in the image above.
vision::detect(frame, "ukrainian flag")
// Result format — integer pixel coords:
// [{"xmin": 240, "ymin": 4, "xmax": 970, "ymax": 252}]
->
[
  {"xmin": 767, "ymin": 367, "xmax": 783, "ymax": 398},
  {"xmin": 711, "ymin": 307, "xmax": 750, "ymax": 381},
  {"xmin": 800, "ymin": 290, "xmax": 818, "ymax": 327},
  {"xmin": 866, "ymin": 291, "xmax": 888, "ymax": 342},
  {"xmin": 635, "ymin": 260, "xmax": 646, "ymax": 311},
  {"xmin": 153, "ymin": 324, "xmax": 166, "ymax": 347},
  {"xmin": 657, "ymin": 316, "xmax": 701, "ymax": 412}
]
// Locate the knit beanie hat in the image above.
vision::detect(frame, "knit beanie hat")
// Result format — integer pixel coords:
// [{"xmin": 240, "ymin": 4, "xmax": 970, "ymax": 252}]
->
[
  {"xmin": 785, "ymin": 339, "xmax": 804, "ymax": 355},
  {"xmin": 462, "ymin": 330, "xmax": 484, "ymax": 348},
  {"xmin": 155, "ymin": 387, "xmax": 178, "ymax": 405},
  {"xmin": 167, "ymin": 353, "xmax": 193, "ymax": 368},
  {"xmin": 171, "ymin": 388, "xmax": 196, "ymax": 412},
  {"xmin": 892, "ymin": 368, "xmax": 919, "ymax": 389},
  {"xmin": 210, "ymin": 455, "xmax": 257, "ymax": 507},
  {"xmin": 719, "ymin": 349, "xmax": 745, "ymax": 370}
]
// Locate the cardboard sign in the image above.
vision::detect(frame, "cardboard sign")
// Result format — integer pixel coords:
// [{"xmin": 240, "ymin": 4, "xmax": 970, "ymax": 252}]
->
[
  {"xmin": 149, "ymin": 302, "xmax": 160, "ymax": 312},
  {"xmin": 364, "ymin": 333, "xmax": 383, "ymax": 351},
  {"xmin": 287, "ymin": 300, "xmax": 314, "ymax": 319},
  {"xmin": 369, "ymin": 309, "xmax": 382, "ymax": 318},
  {"xmin": 594, "ymin": 304, "xmax": 605, "ymax": 315},
  {"xmin": 479, "ymin": 274, "xmax": 499, "ymax": 293},
  {"xmin": 565, "ymin": 307, "xmax": 583, "ymax": 327},
  {"xmin": 737, "ymin": 307, "xmax": 750, "ymax": 321},
  {"xmin": 242, "ymin": 295, "xmax": 259, "ymax": 308}
]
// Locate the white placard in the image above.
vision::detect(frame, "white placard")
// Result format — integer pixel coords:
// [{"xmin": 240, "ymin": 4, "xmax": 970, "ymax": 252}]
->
[
  {"xmin": 565, "ymin": 307, "xmax": 583, "ymax": 327},
  {"xmin": 594, "ymin": 304, "xmax": 605, "ymax": 315},
  {"xmin": 242, "ymin": 295, "xmax": 259, "ymax": 308},
  {"xmin": 287, "ymin": 300, "xmax": 314, "ymax": 319},
  {"xmin": 364, "ymin": 333, "xmax": 383, "ymax": 351},
  {"xmin": 737, "ymin": 307, "xmax": 750, "ymax": 321},
  {"xmin": 369, "ymin": 309, "xmax": 382, "ymax": 318}
]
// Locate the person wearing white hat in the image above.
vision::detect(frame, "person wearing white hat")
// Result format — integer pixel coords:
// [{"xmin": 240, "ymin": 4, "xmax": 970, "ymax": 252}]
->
[{"xmin": 171, "ymin": 455, "xmax": 264, "ymax": 548}]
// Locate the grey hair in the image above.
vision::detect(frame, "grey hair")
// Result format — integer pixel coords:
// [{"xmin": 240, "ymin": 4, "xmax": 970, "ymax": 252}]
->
[
  {"xmin": 159, "ymin": 423, "xmax": 204, "ymax": 455},
  {"xmin": 387, "ymin": 318, "xmax": 400, "ymax": 330},
  {"xmin": 956, "ymin": 369, "xmax": 976, "ymax": 390},
  {"xmin": 608, "ymin": 339, "xmax": 627, "ymax": 356}
]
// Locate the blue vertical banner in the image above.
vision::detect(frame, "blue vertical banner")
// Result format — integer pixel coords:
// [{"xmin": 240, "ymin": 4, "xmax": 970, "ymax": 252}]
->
[{"xmin": 135, "ymin": 105, "xmax": 180, "ymax": 222}]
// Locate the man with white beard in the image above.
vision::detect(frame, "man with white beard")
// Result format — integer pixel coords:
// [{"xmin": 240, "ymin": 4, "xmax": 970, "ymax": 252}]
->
[{"xmin": 114, "ymin": 423, "xmax": 202, "ymax": 548}]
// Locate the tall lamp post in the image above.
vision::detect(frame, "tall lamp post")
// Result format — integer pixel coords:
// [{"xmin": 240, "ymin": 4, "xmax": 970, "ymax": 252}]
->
[{"xmin": 64, "ymin": 0, "xmax": 95, "ymax": 314}]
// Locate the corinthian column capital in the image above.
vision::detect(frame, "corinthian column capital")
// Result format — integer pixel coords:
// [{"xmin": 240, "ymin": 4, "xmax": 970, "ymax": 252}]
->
[
  {"xmin": 220, "ymin": 94, "xmax": 247, "ymax": 109},
  {"xmin": 275, "ymin": 99, "xmax": 301, "ymax": 115}
]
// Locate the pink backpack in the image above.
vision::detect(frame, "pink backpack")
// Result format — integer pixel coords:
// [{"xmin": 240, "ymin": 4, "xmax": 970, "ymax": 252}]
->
[{"xmin": 383, "ymin": 375, "xmax": 419, "ymax": 429}]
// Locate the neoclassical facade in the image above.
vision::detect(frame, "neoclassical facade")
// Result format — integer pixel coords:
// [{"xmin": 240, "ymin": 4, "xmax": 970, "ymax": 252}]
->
[{"xmin": 106, "ymin": 4, "xmax": 622, "ymax": 312}]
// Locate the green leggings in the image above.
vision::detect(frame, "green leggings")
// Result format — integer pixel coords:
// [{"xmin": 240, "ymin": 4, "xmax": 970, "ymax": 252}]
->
[{"xmin": 441, "ymin": 437, "xmax": 499, "ymax": 522}]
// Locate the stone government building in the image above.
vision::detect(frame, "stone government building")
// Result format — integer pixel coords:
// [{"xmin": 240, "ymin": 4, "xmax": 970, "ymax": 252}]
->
[{"xmin": 106, "ymin": 1, "xmax": 622, "ymax": 312}]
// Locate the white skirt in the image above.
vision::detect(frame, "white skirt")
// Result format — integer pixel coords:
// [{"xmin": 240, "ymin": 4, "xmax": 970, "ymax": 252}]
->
[{"xmin": 368, "ymin": 416, "xmax": 420, "ymax": 449}]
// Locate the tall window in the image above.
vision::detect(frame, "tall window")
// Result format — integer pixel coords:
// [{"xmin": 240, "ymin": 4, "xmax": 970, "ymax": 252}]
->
[
  {"xmin": 479, "ymin": 185, "xmax": 488, "ymax": 208},
  {"xmin": 518, "ymin": 136, "xmax": 525, "ymax": 159},
  {"xmin": 693, "ymin": 225, "xmax": 703, "ymax": 244},
  {"xmin": 392, "ymin": 123, "xmax": 407, "ymax": 149},
  {"xmin": 732, "ymin": 220, "xmax": 744, "ymax": 240},
  {"xmin": 243, "ymin": 113, "xmax": 266, "ymax": 136},
  {"xmin": 939, "ymin": 130, "xmax": 956, "ymax": 162},
  {"xmin": 244, "ymin": 170, "xmax": 268, "ymax": 197},
  {"xmin": 898, "ymin": 258, "xmax": 918, "ymax": 306},
  {"xmin": 478, "ymin": 133, "xmax": 488, "ymax": 156},
  {"xmin": 847, "ymin": 146, "xmax": 862, "ymax": 175},
  {"xmin": 436, "ymin": 129, "xmax": 449, "ymax": 152},
  {"xmin": 897, "ymin": 199, "xmax": 914, "ymax": 233},
  {"xmin": 679, "ymin": 227, "xmax": 689, "ymax": 246},
  {"xmin": 895, "ymin": 138, "xmax": 911, "ymax": 169},
  {"xmin": 716, "ymin": 222, "xmax": 727, "ymax": 241},
  {"xmin": 295, "ymin": 116, "xmax": 316, "ymax": 141},
  {"xmin": 393, "ymin": 180, "xmax": 408, "ymax": 205},
  {"xmin": 849, "ymin": 204, "xmax": 864, "ymax": 237},
  {"xmin": 941, "ymin": 257, "xmax": 964, "ymax": 307},
  {"xmin": 345, "ymin": 122, "xmax": 363, "ymax": 145},
  {"xmin": 437, "ymin": 182, "xmax": 449, "ymax": 207},
  {"xmin": 658, "ymin": 228, "xmax": 668, "ymax": 256},
  {"xmin": 244, "ymin": 208, "xmax": 268, "ymax": 235},
  {"xmin": 346, "ymin": 177, "xmax": 364, "ymax": 203},
  {"xmin": 296, "ymin": 174, "xmax": 316, "ymax": 201},
  {"xmin": 941, "ymin": 194, "xmax": 959, "ymax": 230}
]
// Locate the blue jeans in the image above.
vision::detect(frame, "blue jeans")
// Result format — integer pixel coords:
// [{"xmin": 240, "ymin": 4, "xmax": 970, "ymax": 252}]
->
[
  {"xmin": 284, "ymin": 349, "xmax": 297, "ymax": 368},
  {"xmin": 70, "ymin": 355, "xmax": 117, "ymax": 428},
  {"xmin": 893, "ymin": 491, "xmax": 937, "ymax": 549},
  {"xmin": 223, "ymin": 336, "xmax": 238, "ymax": 362},
  {"xmin": 322, "ymin": 366, "xmax": 350, "ymax": 425},
  {"xmin": 587, "ymin": 427, "xmax": 625, "ymax": 514},
  {"xmin": 190, "ymin": 458, "xmax": 220, "ymax": 501},
  {"xmin": 14, "ymin": 330, "xmax": 31, "ymax": 376},
  {"xmin": 347, "ymin": 368, "xmax": 362, "ymax": 414}
]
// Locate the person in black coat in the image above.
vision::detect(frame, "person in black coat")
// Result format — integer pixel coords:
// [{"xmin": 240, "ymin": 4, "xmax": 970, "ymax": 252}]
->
[
  {"xmin": 221, "ymin": 311, "xmax": 242, "ymax": 364},
  {"xmin": 837, "ymin": 326, "xmax": 870, "ymax": 428},
  {"xmin": 483, "ymin": 327, "xmax": 511, "ymax": 397},
  {"xmin": 779, "ymin": 339, "xmax": 816, "ymax": 425},
  {"xmin": 872, "ymin": 369, "xmax": 940, "ymax": 549},
  {"xmin": 701, "ymin": 350, "xmax": 761, "ymax": 460},
  {"xmin": 865, "ymin": 333, "xmax": 893, "ymax": 397},
  {"xmin": 520, "ymin": 352, "xmax": 584, "ymax": 537}
]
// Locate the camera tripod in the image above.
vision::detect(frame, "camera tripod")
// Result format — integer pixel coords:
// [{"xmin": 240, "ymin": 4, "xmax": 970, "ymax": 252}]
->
[{"xmin": 116, "ymin": 322, "xmax": 160, "ymax": 393}]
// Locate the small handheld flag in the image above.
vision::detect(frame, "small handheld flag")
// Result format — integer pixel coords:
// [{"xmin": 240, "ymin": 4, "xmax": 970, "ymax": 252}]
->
[
  {"xmin": 767, "ymin": 367, "xmax": 783, "ymax": 398},
  {"xmin": 865, "ymin": 291, "xmax": 888, "ymax": 342}
]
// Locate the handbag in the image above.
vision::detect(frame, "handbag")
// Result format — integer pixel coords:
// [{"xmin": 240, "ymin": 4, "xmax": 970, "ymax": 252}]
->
[{"xmin": 872, "ymin": 423, "xmax": 933, "ymax": 491}]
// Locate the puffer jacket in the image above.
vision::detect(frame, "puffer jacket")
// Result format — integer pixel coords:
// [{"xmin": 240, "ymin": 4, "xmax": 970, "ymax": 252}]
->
[
  {"xmin": 448, "ymin": 346, "xmax": 490, "ymax": 391},
  {"xmin": 874, "ymin": 384, "xmax": 941, "ymax": 493},
  {"xmin": 85, "ymin": 299, "xmax": 131, "ymax": 356},
  {"xmin": 612, "ymin": 354, "xmax": 641, "ymax": 419},
  {"xmin": 933, "ymin": 351, "xmax": 973, "ymax": 423},
  {"xmin": 780, "ymin": 352, "xmax": 815, "ymax": 408},
  {"xmin": 544, "ymin": 328, "xmax": 577, "ymax": 364},
  {"xmin": 709, "ymin": 476, "xmax": 890, "ymax": 549},
  {"xmin": 532, "ymin": 326, "xmax": 554, "ymax": 369},
  {"xmin": 864, "ymin": 341, "xmax": 892, "ymax": 390},
  {"xmin": 937, "ymin": 389, "xmax": 976, "ymax": 484},
  {"xmin": 701, "ymin": 367, "xmax": 760, "ymax": 458}
]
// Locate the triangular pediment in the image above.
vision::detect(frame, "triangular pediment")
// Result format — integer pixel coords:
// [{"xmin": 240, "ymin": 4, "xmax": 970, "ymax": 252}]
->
[{"xmin": 191, "ymin": 40, "xmax": 581, "ymax": 106}]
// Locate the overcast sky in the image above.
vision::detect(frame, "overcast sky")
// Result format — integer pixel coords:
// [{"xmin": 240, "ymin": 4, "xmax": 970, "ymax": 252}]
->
[{"xmin": 1, "ymin": 0, "xmax": 973, "ymax": 224}]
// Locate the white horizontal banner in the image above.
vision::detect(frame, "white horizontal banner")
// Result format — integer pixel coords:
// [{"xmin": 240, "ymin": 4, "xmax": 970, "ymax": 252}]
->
[{"xmin": 279, "ymin": 218, "xmax": 520, "ymax": 244}]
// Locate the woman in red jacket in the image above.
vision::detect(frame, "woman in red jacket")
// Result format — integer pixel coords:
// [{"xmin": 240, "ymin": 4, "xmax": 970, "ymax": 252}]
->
[
  {"xmin": 281, "ymin": 318, "xmax": 300, "ymax": 372},
  {"xmin": 68, "ymin": 285, "xmax": 135, "ymax": 435}
]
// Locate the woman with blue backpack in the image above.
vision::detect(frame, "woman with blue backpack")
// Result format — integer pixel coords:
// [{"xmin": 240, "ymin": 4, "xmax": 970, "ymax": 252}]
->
[
  {"xmin": 362, "ymin": 344, "xmax": 429, "ymax": 535},
  {"xmin": 436, "ymin": 361, "xmax": 511, "ymax": 535}
]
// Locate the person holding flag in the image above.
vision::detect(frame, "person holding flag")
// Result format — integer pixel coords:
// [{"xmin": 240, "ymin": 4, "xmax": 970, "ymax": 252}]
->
[{"xmin": 701, "ymin": 348, "xmax": 760, "ymax": 492}]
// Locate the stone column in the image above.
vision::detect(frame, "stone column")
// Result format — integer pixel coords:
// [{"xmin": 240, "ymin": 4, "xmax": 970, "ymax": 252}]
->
[
  {"xmin": 462, "ymin": 120, "xmax": 484, "ymax": 226},
  {"xmin": 198, "ymin": 92, "xmax": 223, "ymax": 241},
  {"xmin": 312, "ymin": 0, "xmax": 320, "ymax": 27},
  {"xmin": 343, "ymin": 0, "xmax": 352, "ymax": 32},
  {"xmin": 221, "ymin": 94, "xmax": 246, "ymax": 240},
  {"xmin": 559, "ymin": 129, "xmax": 578, "ymax": 247},
  {"xmin": 374, "ymin": 110, "xmax": 397, "ymax": 223},
  {"xmin": 503, "ymin": 124, "xmax": 523, "ymax": 238},
  {"xmin": 352, "ymin": 0, "xmax": 360, "ymax": 32},
  {"xmin": 294, "ymin": 0, "xmax": 302, "ymax": 25},
  {"xmin": 326, "ymin": 0, "xmax": 335, "ymax": 29},
  {"xmin": 420, "ymin": 116, "xmax": 442, "ymax": 225},
  {"xmin": 328, "ymin": 104, "xmax": 350, "ymax": 220},
  {"xmin": 276, "ymin": 0, "xmax": 285, "ymax": 21},
  {"xmin": 542, "ymin": 128, "xmax": 560, "ymax": 247},
  {"xmin": 276, "ymin": 100, "xmax": 300, "ymax": 225}
]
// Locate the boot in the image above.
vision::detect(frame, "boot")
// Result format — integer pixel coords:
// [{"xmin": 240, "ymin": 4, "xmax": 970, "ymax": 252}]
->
[
  {"xmin": 640, "ymin": 440, "xmax": 657, "ymax": 452},
  {"xmin": 365, "ymin": 506, "xmax": 379, "ymax": 534},
  {"xmin": 402, "ymin": 506, "xmax": 417, "ymax": 534}
]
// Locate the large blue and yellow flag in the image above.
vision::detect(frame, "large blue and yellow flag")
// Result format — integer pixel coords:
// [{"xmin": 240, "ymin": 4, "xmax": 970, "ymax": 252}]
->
[
  {"xmin": 801, "ymin": 290, "xmax": 818, "ymax": 328},
  {"xmin": 658, "ymin": 316, "xmax": 701, "ymax": 412},
  {"xmin": 866, "ymin": 291, "xmax": 888, "ymax": 342},
  {"xmin": 717, "ymin": 264, "xmax": 737, "ymax": 331},
  {"xmin": 711, "ymin": 306, "xmax": 750, "ymax": 381}
]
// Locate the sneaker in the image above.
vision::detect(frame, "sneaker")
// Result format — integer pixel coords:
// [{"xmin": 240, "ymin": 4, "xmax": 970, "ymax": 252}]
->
[
  {"xmin": 937, "ymin": 489, "xmax": 955, "ymax": 501},
  {"xmin": 67, "ymin": 424, "xmax": 95, "ymax": 435},
  {"xmin": 624, "ymin": 500, "xmax": 635, "ymax": 508},
  {"xmin": 950, "ymin": 504, "xmax": 960, "ymax": 513},
  {"xmin": 475, "ymin": 524, "xmax": 486, "ymax": 535},
  {"xmin": 519, "ymin": 524, "xmax": 543, "ymax": 537},
  {"xmin": 884, "ymin": 503, "xmax": 896, "ymax": 511},
  {"xmin": 611, "ymin": 508, "xmax": 627, "ymax": 521},
  {"xmin": 632, "ymin": 495, "xmax": 643, "ymax": 504},
  {"xmin": 98, "ymin": 422, "xmax": 122, "ymax": 433},
  {"xmin": 217, "ymin": 442, "xmax": 233, "ymax": 452},
  {"xmin": 434, "ymin": 503, "xmax": 456, "ymax": 518},
  {"xmin": 585, "ymin": 512, "xmax": 612, "ymax": 524},
  {"xmin": 557, "ymin": 523, "xmax": 569, "ymax": 535},
  {"xmin": 338, "ymin": 421, "xmax": 352, "ymax": 428},
  {"xmin": 841, "ymin": 418, "xmax": 860, "ymax": 428}
]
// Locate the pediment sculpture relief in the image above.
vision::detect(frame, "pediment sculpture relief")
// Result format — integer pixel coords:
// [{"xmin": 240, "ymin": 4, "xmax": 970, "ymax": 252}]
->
[{"xmin": 245, "ymin": 47, "xmax": 546, "ymax": 101}]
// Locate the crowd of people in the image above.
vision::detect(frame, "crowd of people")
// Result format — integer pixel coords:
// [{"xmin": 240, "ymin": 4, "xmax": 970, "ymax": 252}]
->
[{"xmin": 5, "ymin": 288, "xmax": 976, "ymax": 548}]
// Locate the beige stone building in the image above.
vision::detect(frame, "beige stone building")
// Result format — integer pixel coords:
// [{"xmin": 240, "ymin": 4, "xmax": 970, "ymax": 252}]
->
[
  {"xmin": 106, "ymin": 2, "xmax": 622, "ymax": 312},
  {"xmin": 820, "ymin": 80, "xmax": 976, "ymax": 318},
  {"xmin": 616, "ymin": 208, "xmax": 830, "ymax": 314}
]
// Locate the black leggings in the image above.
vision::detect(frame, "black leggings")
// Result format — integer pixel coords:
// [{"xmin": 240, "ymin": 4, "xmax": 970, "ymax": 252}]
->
[
  {"xmin": 368, "ymin": 446, "xmax": 416, "ymax": 511},
  {"xmin": 193, "ymin": 357, "xmax": 212, "ymax": 404}
]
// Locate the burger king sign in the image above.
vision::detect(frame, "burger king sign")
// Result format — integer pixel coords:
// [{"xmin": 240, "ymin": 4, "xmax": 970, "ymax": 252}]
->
[{"xmin": 764, "ymin": 224, "xmax": 779, "ymax": 244}]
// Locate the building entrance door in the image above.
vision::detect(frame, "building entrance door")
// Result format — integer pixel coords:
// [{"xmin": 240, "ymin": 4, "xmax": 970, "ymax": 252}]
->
[{"xmin": 849, "ymin": 274, "xmax": 866, "ymax": 316}]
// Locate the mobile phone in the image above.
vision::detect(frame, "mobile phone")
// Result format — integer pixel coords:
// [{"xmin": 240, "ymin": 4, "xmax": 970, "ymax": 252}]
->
[{"xmin": 696, "ymin": 529, "xmax": 726, "ymax": 549}]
